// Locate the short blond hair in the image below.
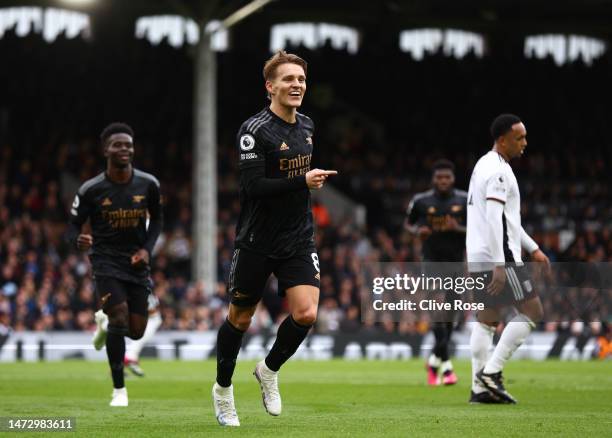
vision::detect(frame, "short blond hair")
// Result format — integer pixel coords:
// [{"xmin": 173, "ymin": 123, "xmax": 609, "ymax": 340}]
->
[{"xmin": 263, "ymin": 50, "xmax": 307, "ymax": 81}]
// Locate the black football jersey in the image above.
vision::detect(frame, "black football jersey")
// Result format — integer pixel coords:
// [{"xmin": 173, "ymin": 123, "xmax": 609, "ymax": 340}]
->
[
  {"xmin": 69, "ymin": 169, "xmax": 162, "ymax": 285},
  {"xmin": 407, "ymin": 188, "xmax": 468, "ymax": 261},
  {"xmin": 235, "ymin": 108, "xmax": 315, "ymax": 258}
]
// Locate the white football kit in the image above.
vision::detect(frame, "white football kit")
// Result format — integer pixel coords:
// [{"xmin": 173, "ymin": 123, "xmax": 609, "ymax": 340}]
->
[{"xmin": 466, "ymin": 151, "xmax": 537, "ymax": 272}]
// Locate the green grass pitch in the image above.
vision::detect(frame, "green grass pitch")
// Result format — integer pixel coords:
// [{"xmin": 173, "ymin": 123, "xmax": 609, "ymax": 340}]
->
[{"xmin": 1, "ymin": 359, "xmax": 610, "ymax": 437}]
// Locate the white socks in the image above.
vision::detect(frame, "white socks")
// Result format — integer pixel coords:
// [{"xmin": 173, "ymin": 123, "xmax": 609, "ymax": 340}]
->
[
  {"xmin": 214, "ymin": 382, "xmax": 233, "ymax": 395},
  {"xmin": 483, "ymin": 314, "xmax": 535, "ymax": 374},
  {"xmin": 470, "ymin": 322, "xmax": 495, "ymax": 394},
  {"xmin": 125, "ymin": 312, "xmax": 162, "ymax": 362},
  {"xmin": 428, "ymin": 354, "xmax": 441, "ymax": 368}
]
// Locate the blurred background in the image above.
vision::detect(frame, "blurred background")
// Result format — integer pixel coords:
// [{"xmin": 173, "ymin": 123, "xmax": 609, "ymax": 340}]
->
[{"xmin": 0, "ymin": 0, "xmax": 610, "ymax": 360}]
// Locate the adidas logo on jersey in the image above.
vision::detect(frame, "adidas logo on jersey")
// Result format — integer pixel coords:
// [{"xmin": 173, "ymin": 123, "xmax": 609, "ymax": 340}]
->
[
  {"xmin": 280, "ymin": 142, "xmax": 289, "ymax": 151},
  {"xmin": 102, "ymin": 198, "xmax": 112, "ymax": 206}
]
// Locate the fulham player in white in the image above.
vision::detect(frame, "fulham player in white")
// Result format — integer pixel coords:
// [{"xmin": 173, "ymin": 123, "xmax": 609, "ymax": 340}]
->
[{"xmin": 466, "ymin": 114, "xmax": 551, "ymax": 404}]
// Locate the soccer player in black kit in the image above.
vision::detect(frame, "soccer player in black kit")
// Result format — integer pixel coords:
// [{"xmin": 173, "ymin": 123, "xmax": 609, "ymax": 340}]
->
[
  {"xmin": 405, "ymin": 159, "xmax": 467, "ymax": 386},
  {"xmin": 212, "ymin": 51, "xmax": 337, "ymax": 427},
  {"xmin": 68, "ymin": 123, "xmax": 162, "ymax": 407}
]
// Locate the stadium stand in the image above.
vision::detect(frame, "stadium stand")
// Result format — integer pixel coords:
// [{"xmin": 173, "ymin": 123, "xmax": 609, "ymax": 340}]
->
[{"xmin": 0, "ymin": 31, "xmax": 610, "ymax": 343}]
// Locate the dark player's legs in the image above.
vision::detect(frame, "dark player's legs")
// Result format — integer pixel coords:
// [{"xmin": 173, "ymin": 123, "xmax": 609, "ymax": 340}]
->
[
  {"xmin": 265, "ymin": 249, "xmax": 320, "ymax": 371},
  {"xmin": 216, "ymin": 248, "xmax": 272, "ymax": 387},
  {"xmin": 95, "ymin": 277, "xmax": 128, "ymax": 389},
  {"xmin": 253, "ymin": 284, "xmax": 318, "ymax": 417},
  {"xmin": 432, "ymin": 322, "xmax": 450, "ymax": 361},
  {"xmin": 128, "ymin": 314, "xmax": 147, "ymax": 340},
  {"xmin": 445, "ymin": 321, "xmax": 454, "ymax": 347},
  {"xmin": 265, "ymin": 285, "xmax": 319, "ymax": 371},
  {"xmin": 105, "ymin": 301, "xmax": 129, "ymax": 389},
  {"xmin": 427, "ymin": 283, "xmax": 459, "ymax": 384},
  {"xmin": 428, "ymin": 319, "xmax": 457, "ymax": 384},
  {"xmin": 124, "ymin": 282, "xmax": 151, "ymax": 340},
  {"xmin": 287, "ymin": 284, "xmax": 319, "ymax": 325},
  {"xmin": 215, "ymin": 303, "xmax": 256, "ymax": 387},
  {"xmin": 430, "ymin": 301, "xmax": 455, "ymax": 362},
  {"xmin": 97, "ymin": 278, "xmax": 150, "ymax": 389},
  {"xmin": 98, "ymin": 279, "xmax": 149, "ymax": 334},
  {"xmin": 440, "ymin": 269, "xmax": 463, "ymax": 369},
  {"xmin": 228, "ymin": 303, "xmax": 258, "ymax": 331},
  {"xmin": 106, "ymin": 302, "xmax": 129, "ymax": 326}
]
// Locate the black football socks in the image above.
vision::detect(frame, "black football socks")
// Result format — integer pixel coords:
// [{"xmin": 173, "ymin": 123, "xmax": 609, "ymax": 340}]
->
[
  {"xmin": 106, "ymin": 325, "xmax": 127, "ymax": 389},
  {"xmin": 265, "ymin": 315, "xmax": 312, "ymax": 372},
  {"xmin": 216, "ymin": 318, "xmax": 245, "ymax": 387},
  {"xmin": 432, "ymin": 321, "xmax": 450, "ymax": 362}
]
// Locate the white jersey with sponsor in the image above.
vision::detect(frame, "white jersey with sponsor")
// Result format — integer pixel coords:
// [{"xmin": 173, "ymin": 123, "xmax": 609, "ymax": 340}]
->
[{"xmin": 466, "ymin": 150, "xmax": 522, "ymax": 270}]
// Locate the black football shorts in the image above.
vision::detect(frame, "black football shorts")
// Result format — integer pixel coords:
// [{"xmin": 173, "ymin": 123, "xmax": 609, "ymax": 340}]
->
[
  {"xmin": 228, "ymin": 247, "xmax": 321, "ymax": 307},
  {"xmin": 470, "ymin": 264, "xmax": 537, "ymax": 309},
  {"xmin": 94, "ymin": 276, "xmax": 151, "ymax": 316}
]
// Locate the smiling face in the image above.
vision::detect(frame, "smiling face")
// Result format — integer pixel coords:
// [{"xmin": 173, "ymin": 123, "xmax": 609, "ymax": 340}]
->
[
  {"xmin": 104, "ymin": 133, "xmax": 134, "ymax": 168},
  {"xmin": 265, "ymin": 62, "xmax": 306, "ymax": 110}
]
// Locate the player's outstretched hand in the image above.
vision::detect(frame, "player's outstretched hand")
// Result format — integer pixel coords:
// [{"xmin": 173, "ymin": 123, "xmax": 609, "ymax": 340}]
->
[
  {"xmin": 131, "ymin": 249, "xmax": 150, "ymax": 269},
  {"xmin": 487, "ymin": 265, "xmax": 506, "ymax": 295},
  {"xmin": 306, "ymin": 169, "xmax": 338, "ymax": 190},
  {"xmin": 77, "ymin": 234, "xmax": 93, "ymax": 251}
]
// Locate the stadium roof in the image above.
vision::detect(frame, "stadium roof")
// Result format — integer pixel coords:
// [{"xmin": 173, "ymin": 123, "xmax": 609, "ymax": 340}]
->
[{"xmin": 3, "ymin": 0, "xmax": 612, "ymax": 38}]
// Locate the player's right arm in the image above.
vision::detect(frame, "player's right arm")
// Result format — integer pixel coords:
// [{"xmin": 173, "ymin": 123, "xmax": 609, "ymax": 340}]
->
[
  {"xmin": 238, "ymin": 127, "xmax": 334, "ymax": 197},
  {"xmin": 485, "ymin": 173, "xmax": 508, "ymax": 295},
  {"xmin": 405, "ymin": 196, "xmax": 431, "ymax": 238},
  {"xmin": 66, "ymin": 186, "xmax": 94, "ymax": 251}
]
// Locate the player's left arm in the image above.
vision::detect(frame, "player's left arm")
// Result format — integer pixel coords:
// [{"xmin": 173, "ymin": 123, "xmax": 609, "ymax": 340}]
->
[{"xmin": 133, "ymin": 180, "xmax": 163, "ymax": 267}]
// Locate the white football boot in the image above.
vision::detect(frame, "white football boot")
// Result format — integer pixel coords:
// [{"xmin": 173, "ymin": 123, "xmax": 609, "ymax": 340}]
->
[
  {"xmin": 110, "ymin": 387, "xmax": 128, "ymax": 407},
  {"xmin": 212, "ymin": 383, "xmax": 240, "ymax": 426},
  {"xmin": 92, "ymin": 309, "xmax": 108, "ymax": 351},
  {"xmin": 253, "ymin": 360, "xmax": 282, "ymax": 416}
]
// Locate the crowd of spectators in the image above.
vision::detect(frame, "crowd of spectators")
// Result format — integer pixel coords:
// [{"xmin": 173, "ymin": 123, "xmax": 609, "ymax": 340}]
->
[{"xmin": 0, "ymin": 31, "xmax": 610, "ymax": 337}]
